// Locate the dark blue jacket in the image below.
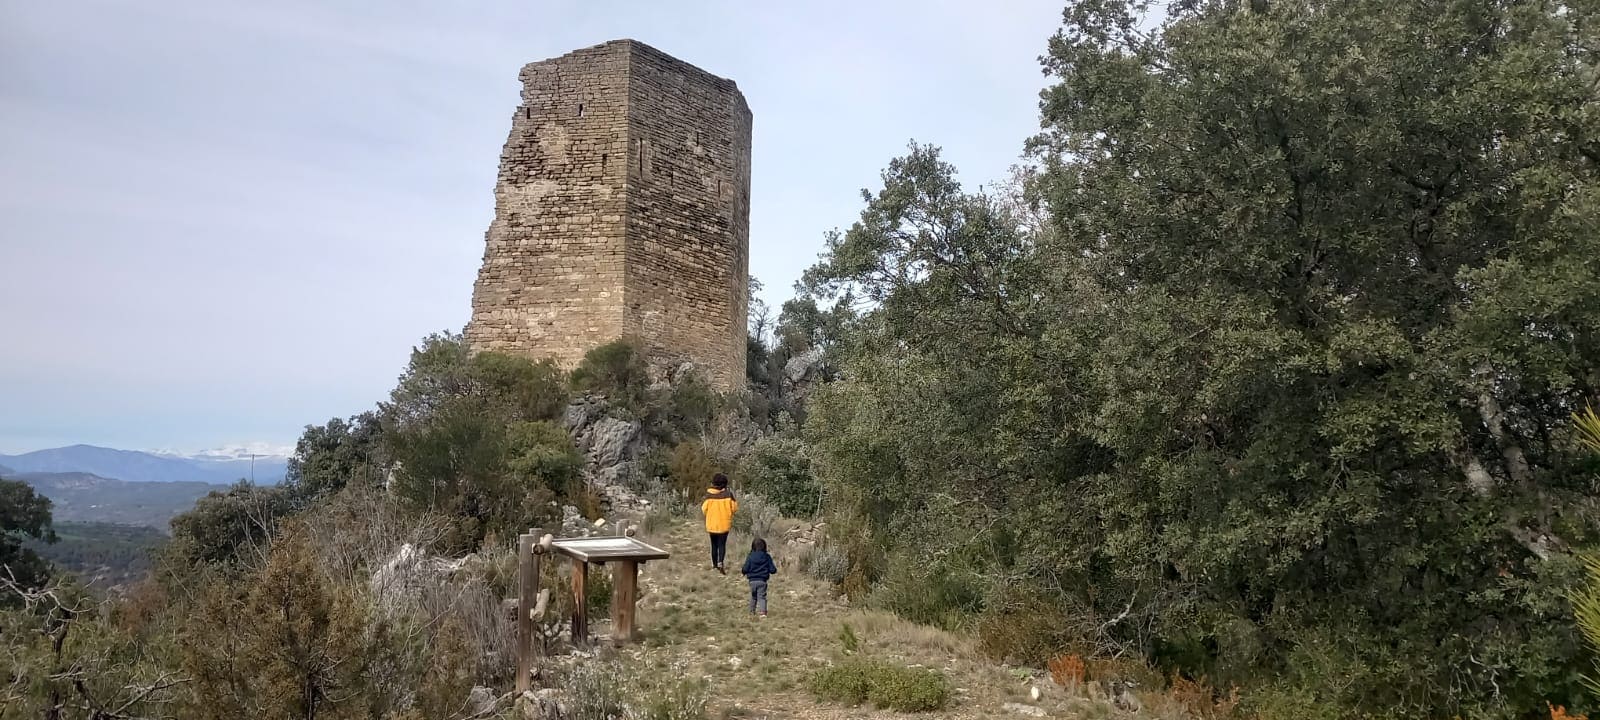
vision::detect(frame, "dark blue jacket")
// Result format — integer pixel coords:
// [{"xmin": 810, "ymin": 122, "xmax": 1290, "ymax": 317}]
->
[{"xmin": 741, "ymin": 550, "xmax": 778, "ymax": 581}]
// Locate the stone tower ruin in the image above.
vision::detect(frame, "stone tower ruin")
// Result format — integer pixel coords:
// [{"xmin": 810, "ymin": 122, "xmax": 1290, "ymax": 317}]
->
[{"xmin": 465, "ymin": 40, "xmax": 752, "ymax": 390}]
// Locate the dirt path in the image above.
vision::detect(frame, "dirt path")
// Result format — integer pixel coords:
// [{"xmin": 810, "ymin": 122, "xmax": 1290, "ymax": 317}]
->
[{"xmin": 566, "ymin": 518, "xmax": 1124, "ymax": 719}]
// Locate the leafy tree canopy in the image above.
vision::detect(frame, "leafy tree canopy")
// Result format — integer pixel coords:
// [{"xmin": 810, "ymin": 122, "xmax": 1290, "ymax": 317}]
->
[
  {"xmin": 801, "ymin": 1, "xmax": 1600, "ymax": 716},
  {"xmin": 0, "ymin": 478, "xmax": 56, "ymax": 596}
]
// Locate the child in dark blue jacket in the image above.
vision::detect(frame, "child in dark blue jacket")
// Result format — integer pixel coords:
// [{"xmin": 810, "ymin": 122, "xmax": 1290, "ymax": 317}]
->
[{"xmin": 740, "ymin": 538, "xmax": 778, "ymax": 617}]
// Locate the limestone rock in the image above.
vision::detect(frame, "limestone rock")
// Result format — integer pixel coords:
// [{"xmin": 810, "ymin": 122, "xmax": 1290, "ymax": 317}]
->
[
  {"xmin": 1003, "ymin": 703, "xmax": 1049, "ymax": 717},
  {"xmin": 562, "ymin": 397, "xmax": 605, "ymax": 433},
  {"xmin": 369, "ymin": 543, "xmax": 473, "ymax": 603},
  {"xmin": 560, "ymin": 505, "xmax": 591, "ymax": 538},
  {"xmin": 517, "ymin": 689, "xmax": 568, "ymax": 720},
  {"xmin": 561, "ymin": 396, "xmax": 649, "ymax": 513},
  {"xmin": 586, "ymin": 417, "xmax": 641, "ymax": 469},
  {"xmin": 783, "ymin": 346, "xmax": 825, "ymax": 385},
  {"xmin": 467, "ymin": 686, "xmax": 498, "ymax": 716}
]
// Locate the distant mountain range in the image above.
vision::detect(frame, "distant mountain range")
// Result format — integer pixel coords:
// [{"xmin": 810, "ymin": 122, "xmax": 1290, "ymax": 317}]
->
[
  {"xmin": 12, "ymin": 471, "xmax": 227, "ymax": 530},
  {"xmin": 0, "ymin": 444, "xmax": 288, "ymax": 485}
]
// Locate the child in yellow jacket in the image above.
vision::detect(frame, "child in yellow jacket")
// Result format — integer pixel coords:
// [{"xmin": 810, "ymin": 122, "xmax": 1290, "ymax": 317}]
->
[{"xmin": 701, "ymin": 473, "xmax": 738, "ymax": 574}]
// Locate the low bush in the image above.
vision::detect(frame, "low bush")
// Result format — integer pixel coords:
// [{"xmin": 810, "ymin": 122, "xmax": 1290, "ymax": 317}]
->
[
  {"xmin": 570, "ymin": 339, "xmax": 651, "ymax": 414},
  {"xmin": 741, "ymin": 434, "xmax": 821, "ymax": 517},
  {"xmin": 561, "ymin": 660, "xmax": 630, "ymax": 720},
  {"xmin": 730, "ymin": 491, "xmax": 781, "ymax": 543},
  {"xmin": 639, "ymin": 478, "xmax": 691, "ymax": 537},
  {"xmin": 664, "ymin": 441, "xmax": 722, "ymax": 495},
  {"xmin": 559, "ymin": 659, "xmax": 707, "ymax": 720},
  {"xmin": 974, "ymin": 585, "xmax": 1095, "ymax": 666},
  {"xmin": 632, "ymin": 675, "xmax": 708, "ymax": 720},
  {"xmin": 869, "ymin": 555, "xmax": 982, "ymax": 632},
  {"xmin": 809, "ymin": 659, "xmax": 951, "ymax": 712},
  {"xmin": 653, "ymin": 371, "xmax": 720, "ymax": 442},
  {"xmin": 1048, "ymin": 653, "xmax": 1086, "ymax": 689},
  {"xmin": 810, "ymin": 663, "xmax": 872, "ymax": 706},
  {"xmin": 802, "ymin": 540, "xmax": 849, "ymax": 585},
  {"xmin": 1169, "ymin": 674, "xmax": 1242, "ymax": 720},
  {"xmin": 838, "ymin": 622, "xmax": 860, "ymax": 654}
]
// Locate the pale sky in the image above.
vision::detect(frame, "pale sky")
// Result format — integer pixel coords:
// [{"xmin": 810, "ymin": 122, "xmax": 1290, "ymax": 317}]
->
[{"xmin": 0, "ymin": 0, "xmax": 1063, "ymax": 455}]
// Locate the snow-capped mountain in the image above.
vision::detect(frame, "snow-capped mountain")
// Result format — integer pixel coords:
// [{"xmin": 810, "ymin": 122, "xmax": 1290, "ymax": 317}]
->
[
  {"xmin": 0, "ymin": 444, "xmax": 289, "ymax": 485},
  {"xmin": 154, "ymin": 443, "xmax": 294, "ymax": 462}
]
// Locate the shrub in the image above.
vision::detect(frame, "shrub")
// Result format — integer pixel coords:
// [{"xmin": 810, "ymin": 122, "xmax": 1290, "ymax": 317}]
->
[
  {"xmin": 633, "ymin": 677, "xmax": 708, "ymax": 720},
  {"xmin": 819, "ymin": 507, "xmax": 881, "ymax": 600},
  {"xmin": 165, "ymin": 481, "xmax": 300, "ymax": 572},
  {"xmin": 639, "ymin": 446, "xmax": 672, "ymax": 482},
  {"xmin": 1048, "ymin": 654, "xmax": 1086, "ymax": 690},
  {"xmin": 741, "ymin": 434, "xmax": 821, "ymax": 517},
  {"xmin": 838, "ymin": 622, "xmax": 860, "ymax": 654},
  {"xmin": 730, "ymin": 491, "xmax": 781, "ymax": 543},
  {"xmin": 285, "ymin": 411, "xmax": 386, "ymax": 500},
  {"xmin": 470, "ymin": 351, "xmax": 568, "ymax": 421},
  {"xmin": 654, "ymin": 371, "xmax": 720, "ymax": 441},
  {"xmin": 866, "ymin": 663, "xmax": 951, "ymax": 712},
  {"xmin": 1170, "ymin": 674, "xmax": 1242, "ymax": 720},
  {"xmin": 570, "ymin": 339, "xmax": 651, "ymax": 413},
  {"xmin": 803, "ymin": 540, "xmax": 849, "ymax": 585},
  {"xmin": 640, "ymin": 478, "xmax": 691, "ymax": 536},
  {"xmin": 585, "ymin": 566, "xmax": 613, "ymax": 617},
  {"xmin": 810, "ymin": 663, "xmax": 872, "ymax": 706},
  {"xmin": 810, "ymin": 659, "xmax": 951, "ymax": 712},
  {"xmin": 561, "ymin": 659, "xmax": 707, "ymax": 720},
  {"xmin": 974, "ymin": 585, "xmax": 1091, "ymax": 666},
  {"xmin": 869, "ymin": 554, "xmax": 982, "ymax": 632},
  {"xmin": 664, "ymin": 441, "xmax": 722, "ymax": 495},
  {"xmin": 561, "ymin": 660, "xmax": 630, "ymax": 720},
  {"xmin": 505, "ymin": 421, "xmax": 583, "ymax": 495}
]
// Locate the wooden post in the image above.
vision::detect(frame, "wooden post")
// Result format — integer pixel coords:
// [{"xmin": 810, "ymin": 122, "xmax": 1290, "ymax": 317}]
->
[
  {"xmin": 611, "ymin": 560, "xmax": 638, "ymax": 645},
  {"xmin": 570, "ymin": 555, "xmax": 589, "ymax": 646},
  {"xmin": 515, "ymin": 529, "xmax": 541, "ymax": 693}
]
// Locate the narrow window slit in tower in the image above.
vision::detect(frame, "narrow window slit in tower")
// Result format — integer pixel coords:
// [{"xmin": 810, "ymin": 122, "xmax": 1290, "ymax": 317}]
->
[
  {"xmin": 523, "ymin": 107, "xmax": 531, "ymax": 119},
  {"xmin": 577, "ymin": 103, "xmax": 585, "ymax": 117}
]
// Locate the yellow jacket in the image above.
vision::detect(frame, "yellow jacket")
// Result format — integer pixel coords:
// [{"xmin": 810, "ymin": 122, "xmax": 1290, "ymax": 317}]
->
[{"xmin": 701, "ymin": 487, "xmax": 738, "ymax": 534}]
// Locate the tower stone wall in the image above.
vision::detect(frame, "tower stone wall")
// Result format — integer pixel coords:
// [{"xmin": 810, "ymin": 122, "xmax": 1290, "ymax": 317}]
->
[{"xmin": 465, "ymin": 40, "xmax": 751, "ymax": 390}]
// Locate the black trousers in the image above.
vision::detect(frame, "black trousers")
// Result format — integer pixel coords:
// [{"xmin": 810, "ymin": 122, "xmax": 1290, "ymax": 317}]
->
[{"xmin": 709, "ymin": 532, "xmax": 729, "ymax": 568}]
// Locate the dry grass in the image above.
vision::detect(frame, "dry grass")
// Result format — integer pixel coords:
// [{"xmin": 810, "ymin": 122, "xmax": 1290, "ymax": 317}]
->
[{"xmin": 610, "ymin": 518, "xmax": 1082, "ymax": 718}]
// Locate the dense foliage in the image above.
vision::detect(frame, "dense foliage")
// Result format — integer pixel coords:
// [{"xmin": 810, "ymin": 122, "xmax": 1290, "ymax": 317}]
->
[
  {"xmin": 378, "ymin": 332, "xmax": 579, "ymax": 551},
  {"xmin": 0, "ymin": 478, "xmax": 56, "ymax": 596},
  {"xmin": 27, "ymin": 522, "xmax": 165, "ymax": 589},
  {"xmin": 285, "ymin": 411, "xmax": 386, "ymax": 500},
  {"xmin": 796, "ymin": 1, "xmax": 1600, "ymax": 717}
]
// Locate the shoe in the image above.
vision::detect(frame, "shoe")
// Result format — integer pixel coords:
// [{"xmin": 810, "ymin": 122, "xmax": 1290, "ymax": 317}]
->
[
  {"xmin": 759, "ymin": 612, "xmax": 767, "ymax": 619},
  {"xmin": 718, "ymin": 566, "xmax": 727, "ymax": 576}
]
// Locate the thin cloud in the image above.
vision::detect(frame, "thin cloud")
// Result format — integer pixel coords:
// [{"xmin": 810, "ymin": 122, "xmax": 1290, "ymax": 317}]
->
[{"xmin": 0, "ymin": 0, "xmax": 1063, "ymax": 453}]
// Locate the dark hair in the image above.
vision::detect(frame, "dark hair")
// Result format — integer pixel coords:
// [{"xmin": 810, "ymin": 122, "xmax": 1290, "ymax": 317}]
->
[
  {"xmin": 751, "ymin": 537, "xmax": 767, "ymax": 552},
  {"xmin": 712, "ymin": 473, "xmax": 728, "ymax": 488}
]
